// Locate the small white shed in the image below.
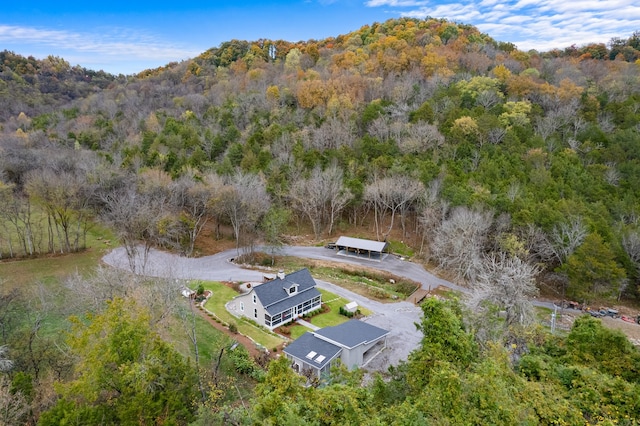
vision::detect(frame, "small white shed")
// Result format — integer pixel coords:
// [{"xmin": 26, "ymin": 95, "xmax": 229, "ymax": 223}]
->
[{"xmin": 344, "ymin": 301, "xmax": 359, "ymax": 313}]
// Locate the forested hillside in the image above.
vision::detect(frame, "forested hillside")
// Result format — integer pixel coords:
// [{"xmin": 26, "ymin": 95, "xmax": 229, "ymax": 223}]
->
[{"xmin": 2, "ymin": 17, "xmax": 640, "ymax": 424}]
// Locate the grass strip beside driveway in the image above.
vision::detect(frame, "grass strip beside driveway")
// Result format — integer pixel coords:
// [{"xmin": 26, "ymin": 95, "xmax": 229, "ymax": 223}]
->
[{"xmin": 198, "ymin": 281, "xmax": 284, "ymax": 350}]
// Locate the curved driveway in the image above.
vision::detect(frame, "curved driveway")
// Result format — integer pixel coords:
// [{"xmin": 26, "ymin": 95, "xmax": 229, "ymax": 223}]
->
[
  {"xmin": 101, "ymin": 245, "xmax": 557, "ymax": 370},
  {"xmin": 103, "ymin": 246, "xmax": 466, "ymax": 292}
]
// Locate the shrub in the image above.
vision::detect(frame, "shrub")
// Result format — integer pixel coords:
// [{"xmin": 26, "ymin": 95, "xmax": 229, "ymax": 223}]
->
[
  {"xmin": 339, "ymin": 306, "xmax": 355, "ymax": 318},
  {"xmin": 228, "ymin": 345, "xmax": 256, "ymax": 375},
  {"xmin": 196, "ymin": 283, "xmax": 205, "ymax": 295},
  {"xmin": 369, "ymin": 287, "xmax": 390, "ymax": 299},
  {"xmin": 279, "ymin": 326, "xmax": 291, "ymax": 336},
  {"xmin": 396, "ymin": 280, "xmax": 419, "ymax": 297}
]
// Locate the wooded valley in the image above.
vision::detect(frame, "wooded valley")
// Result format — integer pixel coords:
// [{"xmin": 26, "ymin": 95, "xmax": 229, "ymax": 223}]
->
[{"xmin": 1, "ymin": 17, "xmax": 640, "ymax": 424}]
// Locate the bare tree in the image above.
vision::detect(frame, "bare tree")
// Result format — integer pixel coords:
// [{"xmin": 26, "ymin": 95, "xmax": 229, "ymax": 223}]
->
[
  {"xmin": 398, "ymin": 122, "xmax": 445, "ymax": 154},
  {"xmin": 604, "ymin": 162, "xmax": 620, "ymax": 187},
  {"xmin": 475, "ymin": 89, "xmax": 502, "ymax": 109},
  {"xmin": 364, "ymin": 174, "xmax": 424, "ymax": 240},
  {"xmin": 467, "ymin": 253, "xmax": 540, "ymax": 328},
  {"xmin": 519, "ymin": 217, "xmax": 587, "ymax": 268},
  {"xmin": 417, "ymin": 177, "xmax": 449, "ymax": 254},
  {"xmin": 486, "ymin": 127, "xmax": 507, "ymax": 145},
  {"xmin": 64, "ymin": 266, "xmax": 134, "ymax": 313},
  {"xmin": 215, "ymin": 171, "xmax": 270, "ymax": 255},
  {"xmin": 430, "ymin": 207, "xmax": 493, "ymax": 282},
  {"xmin": 519, "ymin": 224, "xmax": 557, "ymax": 265},
  {"xmin": 100, "ymin": 187, "xmax": 163, "ymax": 274},
  {"xmin": 171, "ymin": 176, "xmax": 215, "ymax": 257},
  {"xmin": 24, "ymin": 168, "xmax": 92, "ymax": 254},
  {"xmin": 309, "ymin": 116, "xmax": 356, "ymax": 150},
  {"xmin": 289, "ymin": 164, "xmax": 352, "ymax": 240},
  {"xmin": 0, "ymin": 345, "xmax": 13, "ymax": 372},
  {"xmin": 622, "ymin": 230, "xmax": 640, "ymax": 274},
  {"xmin": 176, "ymin": 293, "xmax": 207, "ymax": 402},
  {"xmin": 0, "ymin": 182, "xmax": 38, "ymax": 257},
  {"xmin": 550, "ymin": 217, "xmax": 588, "ymax": 265},
  {"xmin": 0, "ymin": 375, "xmax": 28, "ymax": 426}
]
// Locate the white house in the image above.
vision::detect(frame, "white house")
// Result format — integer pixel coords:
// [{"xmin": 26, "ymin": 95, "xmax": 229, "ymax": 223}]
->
[{"xmin": 230, "ymin": 268, "xmax": 322, "ymax": 331}]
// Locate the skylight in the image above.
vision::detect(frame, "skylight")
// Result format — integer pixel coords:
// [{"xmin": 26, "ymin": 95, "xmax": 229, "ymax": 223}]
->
[
  {"xmin": 315, "ymin": 355, "xmax": 326, "ymax": 363},
  {"xmin": 306, "ymin": 351, "xmax": 317, "ymax": 359}
]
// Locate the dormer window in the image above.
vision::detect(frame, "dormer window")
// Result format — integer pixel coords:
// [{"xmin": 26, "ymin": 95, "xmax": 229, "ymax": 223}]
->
[
  {"xmin": 286, "ymin": 284, "xmax": 299, "ymax": 296},
  {"xmin": 289, "ymin": 287, "xmax": 296, "ymax": 294}
]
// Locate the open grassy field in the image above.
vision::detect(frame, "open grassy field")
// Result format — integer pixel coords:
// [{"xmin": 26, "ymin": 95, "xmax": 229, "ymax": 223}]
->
[{"xmin": 0, "ymin": 222, "xmax": 116, "ymax": 290}]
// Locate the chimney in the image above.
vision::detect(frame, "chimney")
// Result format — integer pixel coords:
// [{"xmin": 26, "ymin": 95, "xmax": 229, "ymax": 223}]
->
[{"xmin": 277, "ymin": 270, "xmax": 285, "ymax": 280}]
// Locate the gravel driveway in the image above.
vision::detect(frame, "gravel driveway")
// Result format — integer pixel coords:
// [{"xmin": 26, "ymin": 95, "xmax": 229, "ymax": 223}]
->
[{"xmin": 101, "ymin": 245, "xmax": 556, "ymax": 372}]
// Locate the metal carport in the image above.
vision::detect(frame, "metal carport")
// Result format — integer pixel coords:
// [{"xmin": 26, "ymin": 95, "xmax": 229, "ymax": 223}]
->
[{"xmin": 333, "ymin": 236, "xmax": 389, "ymax": 261}]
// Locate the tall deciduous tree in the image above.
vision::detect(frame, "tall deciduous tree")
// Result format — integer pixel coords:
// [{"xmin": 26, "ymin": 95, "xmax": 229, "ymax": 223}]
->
[
  {"xmin": 364, "ymin": 173, "xmax": 424, "ymax": 240},
  {"xmin": 172, "ymin": 175, "xmax": 215, "ymax": 257},
  {"xmin": 289, "ymin": 163, "xmax": 352, "ymax": 240},
  {"xmin": 100, "ymin": 187, "xmax": 160, "ymax": 274},
  {"xmin": 622, "ymin": 230, "xmax": 640, "ymax": 275},
  {"xmin": 24, "ymin": 168, "xmax": 91, "ymax": 254},
  {"xmin": 215, "ymin": 171, "xmax": 270, "ymax": 255},
  {"xmin": 468, "ymin": 253, "xmax": 540, "ymax": 329},
  {"xmin": 430, "ymin": 207, "xmax": 493, "ymax": 282},
  {"xmin": 0, "ymin": 181, "xmax": 36, "ymax": 258},
  {"xmin": 261, "ymin": 206, "xmax": 291, "ymax": 265}
]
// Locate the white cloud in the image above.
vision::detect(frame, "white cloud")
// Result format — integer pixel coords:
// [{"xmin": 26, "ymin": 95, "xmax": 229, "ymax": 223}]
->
[
  {"xmin": 366, "ymin": 0, "xmax": 429, "ymax": 6},
  {"xmin": 366, "ymin": 0, "xmax": 640, "ymax": 51},
  {"xmin": 0, "ymin": 24, "xmax": 200, "ymax": 62}
]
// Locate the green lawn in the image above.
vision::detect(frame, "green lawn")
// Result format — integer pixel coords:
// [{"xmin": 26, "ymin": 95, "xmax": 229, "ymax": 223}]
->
[
  {"xmin": 0, "ymin": 223, "xmax": 115, "ymax": 290},
  {"xmin": 194, "ymin": 314, "xmax": 235, "ymax": 365},
  {"xmin": 198, "ymin": 280, "xmax": 284, "ymax": 350},
  {"xmin": 0, "ymin": 223, "xmax": 117, "ymax": 337},
  {"xmin": 287, "ymin": 288, "xmax": 374, "ymax": 339}
]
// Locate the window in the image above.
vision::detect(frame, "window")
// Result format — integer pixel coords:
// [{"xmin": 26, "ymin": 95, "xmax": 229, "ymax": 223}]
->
[
  {"xmin": 252, "ymin": 294, "xmax": 257, "ymax": 304},
  {"xmin": 254, "ymin": 309, "xmax": 258, "ymax": 319},
  {"xmin": 240, "ymin": 302, "xmax": 244, "ymax": 312},
  {"xmin": 289, "ymin": 287, "xmax": 296, "ymax": 294}
]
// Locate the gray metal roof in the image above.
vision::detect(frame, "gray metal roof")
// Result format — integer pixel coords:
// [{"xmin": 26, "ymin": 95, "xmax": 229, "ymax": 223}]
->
[
  {"xmin": 315, "ymin": 319, "xmax": 389, "ymax": 349},
  {"xmin": 266, "ymin": 287, "xmax": 321, "ymax": 315},
  {"xmin": 335, "ymin": 236, "xmax": 388, "ymax": 253},
  {"xmin": 253, "ymin": 268, "xmax": 319, "ymax": 313},
  {"xmin": 283, "ymin": 332, "xmax": 342, "ymax": 370}
]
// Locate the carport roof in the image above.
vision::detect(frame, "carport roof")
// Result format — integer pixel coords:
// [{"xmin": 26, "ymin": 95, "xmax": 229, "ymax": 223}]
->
[
  {"xmin": 335, "ymin": 236, "xmax": 388, "ymax": 252},
  {"xmin": 315, "ymin": 319, "xmax": 389, "ymax": 349}
]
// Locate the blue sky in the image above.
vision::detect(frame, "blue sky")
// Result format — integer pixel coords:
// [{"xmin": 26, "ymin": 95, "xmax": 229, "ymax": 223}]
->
[{"xmin": 2, "ymin": 1, "xmax": 639, "ymax": 75}]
